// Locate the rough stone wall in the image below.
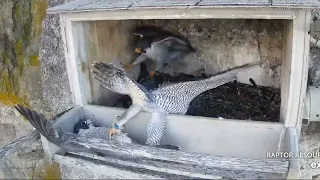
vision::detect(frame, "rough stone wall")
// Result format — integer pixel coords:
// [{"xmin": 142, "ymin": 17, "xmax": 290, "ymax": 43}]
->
[
  {"xmin": 0, "ymin": 0, "xmax": 72, "ymax": 178},
  {"xmin": 139, "ymin": 19, "xmax": 283, "ymax": 88}
]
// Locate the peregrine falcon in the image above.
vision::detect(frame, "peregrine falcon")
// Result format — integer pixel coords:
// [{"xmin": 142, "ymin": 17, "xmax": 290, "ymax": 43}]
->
[
  {"xmin": 124, "ymin": 26, "xmax": 195, "ymax": 80},
  {"xmin": 91, "ymin": 61, "xmax": 258, "ymax": 147},
  {"xmin": 13, "ymin": 105, "xmax": 132, "ymax": 153}
]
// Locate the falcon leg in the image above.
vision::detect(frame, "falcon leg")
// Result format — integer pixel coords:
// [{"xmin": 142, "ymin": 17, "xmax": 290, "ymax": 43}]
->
[
  {"xmin": 107, "ymin": 119, "xmax": 121, "ymax": 140},
  {"xmin": 108, "ymin": 104, "xmax": 142, "ymax": 139},
  {"xmin": 149, "ymin": 61, "xmax": 165, "ymax": 80},
  {"xmin": 124, "ymin": 54, "xmax": 148, "ymax": 72}
]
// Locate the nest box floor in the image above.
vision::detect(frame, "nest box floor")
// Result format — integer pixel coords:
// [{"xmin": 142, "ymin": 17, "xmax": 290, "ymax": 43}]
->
[{"xmin": 115, "ymin": 63, "xmax": 281, "ymax": 122}]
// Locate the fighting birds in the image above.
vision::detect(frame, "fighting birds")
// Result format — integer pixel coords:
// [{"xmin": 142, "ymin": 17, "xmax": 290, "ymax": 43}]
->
[
  {"xmin": 91, "ymin": 61, "xmax": 258, "ymax": 147},
  {"xmin": 124, "ymin": 26, "xmax": 195, "ymax": 80},
  {"xmin": 13, "ymin": 104, "xmax": 132, "ymax": 154}
]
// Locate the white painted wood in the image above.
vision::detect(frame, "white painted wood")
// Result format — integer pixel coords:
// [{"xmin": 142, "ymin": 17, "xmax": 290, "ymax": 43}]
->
[
  {"xmin": 199, "ymin": 0, "xmax": 270, "ymax": 6},
  {"xmin": 272, "ymin": 0, "xmax": 320, "ymax": 7},
  {"xmin": 81, "ymin": 105, "xmax": 285, "ymax": 159},
  {"xmin": 286, "ymin": 127, "xmax": 301, "ymax": 179},
  {"xmin": 71, "ymin": 21, "xmax": 93, "ymax": 105},
  {"xmin": 59, "ymin": 15, "xmax": 76, "ymax": 105},
  {"xmin": 53, "ymin": 154, "xmax": 163, "ymax": 179},
  {"xmin": 61, "ymin": 141, "xmax": 288, "ymax": 179},
  {"xmin": 54, "ymin": 149, "xmax": 288, "ymax": 179},
  {"xmin": 131, "ymin": 0, "xmax": 200, "ymax": 7},
  {"xmin": 60, "ymin": 15, "xmax": 91, "ymax": 106},
  {"xmin": 46, "ymin": 0, "xmax": 320, "ymax": 14},
  {"xmin": 55, "ymin": 8, "xmax": 296, "ymax": 20},
  {"xmin": 283, "ymin": 9, "xmax": 311, "ymax": 130},
  {"xmin": 296, "ymin": 10, "xmax": 311, "ymax": 136}
]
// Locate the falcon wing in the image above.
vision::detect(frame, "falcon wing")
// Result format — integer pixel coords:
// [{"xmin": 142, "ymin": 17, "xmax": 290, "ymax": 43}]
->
[
  {"xmin": 14, "ymin": 104, "xmax": 92, "ymax": 153},
  {"xmin": 155, "ymin": 36, "xmax": 194, "ymax": 51},
  {"xmin": 146, "ymin": 111, "xmax": 167, "ymax": 146},
  {"xmin": 14, "ymin": 104, "xmax": 59, "ymax": 144},
  {"xmin": 91, "ymin": 62, "xmax": 130, "ymax": 95}
]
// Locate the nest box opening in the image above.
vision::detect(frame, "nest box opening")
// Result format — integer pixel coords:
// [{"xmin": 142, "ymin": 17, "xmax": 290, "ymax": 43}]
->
[
  {"xmin": 49, "ymin": 4, "xmax": 311, "ymax": 159},
  {"xmin": 72, "ymin": 19, "xmax": 285, "ymax": 123}
]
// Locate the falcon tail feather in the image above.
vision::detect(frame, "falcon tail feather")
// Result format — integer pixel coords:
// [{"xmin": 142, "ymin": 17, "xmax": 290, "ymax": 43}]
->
[{"xmin": 14, "ymin": 104, "xmax": 57, "ymax": 142}]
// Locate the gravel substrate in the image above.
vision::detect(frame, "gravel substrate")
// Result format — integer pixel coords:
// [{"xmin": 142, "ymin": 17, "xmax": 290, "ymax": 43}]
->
[{"xmin": 115, "ymin": 63, "xmax": 281, "ymax": 122}]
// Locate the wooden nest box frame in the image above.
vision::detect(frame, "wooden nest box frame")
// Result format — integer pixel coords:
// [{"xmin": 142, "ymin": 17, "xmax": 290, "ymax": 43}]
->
[{"xmin": 45, "ymin": 0, "xmax": 319, "ymax": 179}]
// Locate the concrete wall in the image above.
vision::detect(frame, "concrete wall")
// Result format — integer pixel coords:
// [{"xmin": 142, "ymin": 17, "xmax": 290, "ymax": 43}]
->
[
  {"xmin": 0, "ymin": 1, "xmax": 319, "ymax": 179},
  {"xmin": 0, "ymin": 0, "xmax": 72, "ymax": 178}
]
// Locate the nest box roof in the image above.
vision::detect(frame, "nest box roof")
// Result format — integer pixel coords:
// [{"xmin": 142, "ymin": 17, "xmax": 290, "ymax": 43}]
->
[{"xmin": 47, "ymin": 0, "xmax": 320, "ymax": 14}]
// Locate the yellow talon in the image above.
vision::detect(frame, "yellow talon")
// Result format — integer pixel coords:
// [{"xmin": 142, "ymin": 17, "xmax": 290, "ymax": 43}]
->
[
  {"xmin": 149, "ymin": 71, "xmax": 156, "ymax": 80},
  {"xmin": 135, "ymin": 48, "xmax": 143, "ymax": 54},
  {"xmin": 108, "ymin": 119, "xmax": 120, "ymax": 140},
  {"xmin": 107, "ymin": 128, "xmax": 119, "ymax": 140}
]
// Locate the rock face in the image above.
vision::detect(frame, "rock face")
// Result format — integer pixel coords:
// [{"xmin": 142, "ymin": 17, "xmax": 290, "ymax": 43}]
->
[
  {"xmin": 0, "ymin": 0, "xmax": 319, "ymax": 179},
  {"xmin": 0, "ymin": 0, "xmax": 72, "ymax": 179}
]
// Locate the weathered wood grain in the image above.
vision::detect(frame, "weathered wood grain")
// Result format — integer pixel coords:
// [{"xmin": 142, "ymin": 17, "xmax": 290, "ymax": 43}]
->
[
  {"xmin": 198, "ymin": 0, "xmax": 270, "ymax": 6},
  {"xmin": 46, "ymin": 0, "xmax": 320, "ymax": 14},
  {"xmin": 53, "ymin": 137, "xmax": 289, "ymax": 179},
  {"xmin": 272, "ymin": 0, "xmax": 320, "ymax": 7},
  {"xmin": 131, "ymin": 0, "xmax": 200, "ymax": 8},
  {"xmin": 0, "ymin": 130, "xmax": 40, "ymax": 160},
  {"xmin": 54, "ymin": 154, "xmax": 164, "ymax": 179},
  {"xmin": 66, "ymin": 150, "xmax": 287, "ymax": 179}
]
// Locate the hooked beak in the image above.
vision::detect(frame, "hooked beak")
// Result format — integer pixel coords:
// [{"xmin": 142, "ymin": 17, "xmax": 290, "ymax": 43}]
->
[{"xmin": 135, "ymin": 48, "xmax": 145, "ymax": 54}]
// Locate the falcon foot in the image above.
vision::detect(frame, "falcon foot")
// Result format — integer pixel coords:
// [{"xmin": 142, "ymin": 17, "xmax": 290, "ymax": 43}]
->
[
  {"xmin": 148, "ymin": 71, "xmax": 157, "ymax": 80},
  {"xmin": 107, "ymin": 119, "xmax": 121, "ymax": 140}
]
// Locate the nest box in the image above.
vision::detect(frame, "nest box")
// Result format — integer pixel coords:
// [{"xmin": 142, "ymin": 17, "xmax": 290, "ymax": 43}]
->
[{"xmin": 43, "ymin": 0, "xmax": 319, "ymax": 179}]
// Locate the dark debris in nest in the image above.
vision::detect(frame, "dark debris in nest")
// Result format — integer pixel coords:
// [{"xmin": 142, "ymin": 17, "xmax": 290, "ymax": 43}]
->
[{"xmin": 115, "ymin": 63, "xmax": 281, "ymax": 122}]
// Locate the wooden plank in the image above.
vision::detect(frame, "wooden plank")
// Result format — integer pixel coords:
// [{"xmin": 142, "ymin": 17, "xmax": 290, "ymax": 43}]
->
[
  {"xmin": 272, "ymin": 0, "xmax": 320, "ymax": 7},
  {"xmin": 46, "ymin": 0, "xmax": 320, "ymax": 13},
  {"xmin": 283, "ymin": 9, "xmax": 311, "ymax": 129},
  {"xmin": 71, "ymin": 21, "xmax": 95, "ymax": 105},
  {"xmin": 286, "ymin": 127, "xmax": 301, "ymax": 179},
  {"xmin": 82, "ymin": 105, "xmax": 285, "ymax": 159},
  {"xmin": 54, "ymin": 154, "xmax": 163, "ymax": 179},
  {"xmin": 54, "ymin": 138, "xmax": 289, "ymax": 179},
  {"xmin": 132, "ymin": 0, "xmax": 200, "ymax": 7},
  {"xmin": 280, "ymin": 19, "xmax": 293, "ymax": 124},
  {"xmin": 66, "ymin": 150, "xmax": 287, "ymax": 179},
  {"xmin": 60, "ymin": 8, "xmax": 296, "ymax": 20},
  {"xmin": 79, "ymin": 0, "xmax": 136, "ymax": 10},
  {"xmin": 59, "ymin": 15, "xmax": 77, "ymax": 105},
  {"xmin": 296, "ymin": 10, "xmax": 311, "ymax": 136},
  {"xmin": 60, "ymin": 15, "xmax": 92, "ymax": 106},
  {"xmin": 198, "ymin": 0, "xmax": 270, "ymax": 6}
]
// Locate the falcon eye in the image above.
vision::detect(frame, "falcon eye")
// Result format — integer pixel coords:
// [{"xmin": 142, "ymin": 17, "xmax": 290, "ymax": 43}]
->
[{"xmin": 81, "ymin": 121, "xmax": 86, "ymax": 125}]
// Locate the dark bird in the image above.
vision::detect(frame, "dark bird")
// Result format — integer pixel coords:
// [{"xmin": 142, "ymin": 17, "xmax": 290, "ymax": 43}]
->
[
  {"xmin": 124, "ymin": 26, "xmax": 195, "ymax": 80},
  {"xmin": 13, "ymin": 104, "xmax": 132, "ymax": 154}
]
